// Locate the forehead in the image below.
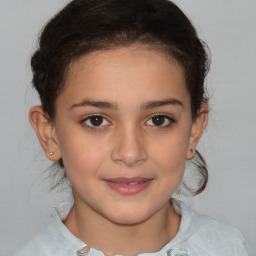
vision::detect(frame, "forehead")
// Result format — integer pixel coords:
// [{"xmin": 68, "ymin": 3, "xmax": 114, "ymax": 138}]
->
[{"xmin": 59, "ymin": 45, "xmax": 190, "ymax": 109}]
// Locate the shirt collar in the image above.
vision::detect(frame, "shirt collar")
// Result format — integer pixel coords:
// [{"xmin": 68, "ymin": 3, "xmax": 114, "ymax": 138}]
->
[{"xmin": 43, "ymin": 199, "xmax": 201, "ymax": 256}]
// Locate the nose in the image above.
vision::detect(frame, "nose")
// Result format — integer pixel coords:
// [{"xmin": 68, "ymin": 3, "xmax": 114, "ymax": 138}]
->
[{"xmin": 111, "ymin": 125, "xmax": 148, "ymax": 167}]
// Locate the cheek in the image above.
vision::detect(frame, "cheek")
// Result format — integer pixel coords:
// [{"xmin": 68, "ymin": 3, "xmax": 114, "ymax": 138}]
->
[
  {"xmin": 58, "ymin": 134, "xmax": 108, "ymax": 177},
  {"xmin": 151, "ymin": 130, "xmax": 190, "ymax": 170}
]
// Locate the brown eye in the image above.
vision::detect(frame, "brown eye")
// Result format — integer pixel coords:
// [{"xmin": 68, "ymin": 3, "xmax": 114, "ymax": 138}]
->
[
  {"xmin": 83, "ymin": 115, "xmax": 110, "ymax": 127},
  {"xmin": 152, "ymin": 115, "xmax": 165, "ymax": 126},
  {"xmin": 89, "ymin": 116, "xmax": 103, "ymax": 126},
  {"xmin": 146, "ymin": 115, "xmax": 174, "ymax": 127}
]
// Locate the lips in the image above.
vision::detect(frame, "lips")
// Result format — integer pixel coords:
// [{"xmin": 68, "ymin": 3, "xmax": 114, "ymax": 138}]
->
[{"xmin": 103, "ymin": 177, "xmax": 153, "ymax": 195}]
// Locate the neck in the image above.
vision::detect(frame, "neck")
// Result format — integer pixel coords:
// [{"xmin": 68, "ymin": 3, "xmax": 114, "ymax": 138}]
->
[{"xmin": 64, "ymin": 196, "xmax": 180, "ymax": 256}]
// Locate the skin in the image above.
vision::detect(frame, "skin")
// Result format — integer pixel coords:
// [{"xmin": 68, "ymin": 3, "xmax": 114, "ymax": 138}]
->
[{"xmin": 30, "ymin": 45, "xmax": 208, "ymax": 256}]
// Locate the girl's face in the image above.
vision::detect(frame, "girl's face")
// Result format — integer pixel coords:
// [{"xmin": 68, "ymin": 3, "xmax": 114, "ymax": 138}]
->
[{"xmin": 31, "ymin": 45, "xmax": 207, "ymax": 225}]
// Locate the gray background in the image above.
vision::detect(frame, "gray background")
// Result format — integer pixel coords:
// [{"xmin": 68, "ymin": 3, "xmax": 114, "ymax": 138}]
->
[{"xmin": 0, "ymin": 0, "xmax": 255, "ymax": 255}]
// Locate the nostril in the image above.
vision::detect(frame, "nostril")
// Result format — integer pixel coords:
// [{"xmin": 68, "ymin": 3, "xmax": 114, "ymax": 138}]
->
[{"xmin": 111, "ymin": 135, "xmax": 147, "ymax": 167}]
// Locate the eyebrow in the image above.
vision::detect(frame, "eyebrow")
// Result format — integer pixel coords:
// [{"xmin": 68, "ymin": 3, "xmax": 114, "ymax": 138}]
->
[
  {"xmin": 69, "ymin": 99, "xmax": 118, "ymax": 110},
  {"xmin": 142, "ymin": 98, "xmax": 184, "ymax": 109},
  {"xmin": 69, "ymin": 98, "xmax": 183, "ymax": 110}
]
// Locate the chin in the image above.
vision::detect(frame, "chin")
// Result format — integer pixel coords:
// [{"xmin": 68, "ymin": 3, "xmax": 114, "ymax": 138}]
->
[
  {"xmin": 108, "ymin": 215, "xmax": 150, "ymax": 226},
  {"xmin": 103, "ymin": 206, "xmax": 155, "ymax": 226}
]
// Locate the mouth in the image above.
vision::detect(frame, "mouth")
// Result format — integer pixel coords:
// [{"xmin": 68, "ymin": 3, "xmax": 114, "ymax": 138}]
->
[{"xmin": 102, "ymin": 177, "xmax": 153, "ymax": 195}]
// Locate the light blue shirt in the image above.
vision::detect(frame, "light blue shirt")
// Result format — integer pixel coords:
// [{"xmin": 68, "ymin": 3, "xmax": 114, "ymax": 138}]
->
[{"xmin": 15, "ymin": 201, "xmax": 248, "ymax": 256}]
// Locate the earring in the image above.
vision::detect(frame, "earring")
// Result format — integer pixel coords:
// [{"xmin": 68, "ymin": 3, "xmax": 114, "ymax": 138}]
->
[{"xmin": 49, "ymin": 152, "xmax": 54, "ymax": 155}]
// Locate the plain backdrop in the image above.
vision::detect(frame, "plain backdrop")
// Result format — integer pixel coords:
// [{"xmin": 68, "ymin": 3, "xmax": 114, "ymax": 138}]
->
[{"xmin": 0, "ymin": 1, "xmax": 255, "ymax": 255}]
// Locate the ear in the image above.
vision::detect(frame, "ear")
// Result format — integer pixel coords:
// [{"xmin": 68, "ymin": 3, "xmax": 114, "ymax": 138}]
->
[
  {"xmin": 29, "ymin": 106, "xmax": 61, "ymax": 162},
  {"xmin": 186, "ymin": 104, "xmax": 208, "ymax": 160}
]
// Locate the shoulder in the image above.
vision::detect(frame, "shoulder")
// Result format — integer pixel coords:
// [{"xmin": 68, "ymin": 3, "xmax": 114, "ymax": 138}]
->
[
  {"xmin": 179, "ymin": 202, "xmax": 248, "ymax": 255},
  {"xmin": 14, "ymin": 206, "xmax": 85, "ymax": 256},
  {"xmin": 197, "ymin": 214, "xmax": 246, "ymax": 247},
  {"xmin": 15, "ymin": 234, "xmax": 49, "ymax": 256},
  {"xmin": 196, "ymin": 215, "xmax": 248, "ymax": 255}
]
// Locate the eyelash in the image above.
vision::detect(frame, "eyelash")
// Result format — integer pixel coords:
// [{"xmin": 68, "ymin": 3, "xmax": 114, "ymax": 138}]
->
[
  {"xmin": 80, "ymin": 113, "xmax": 175, "ymax": 131},
  {"xmin": 145, "ymin": 113, "xmax": 176, "ymax": 128},
  {"xmin": 80, "ymin": 114, "xmax": 110, "ymax": 131}
]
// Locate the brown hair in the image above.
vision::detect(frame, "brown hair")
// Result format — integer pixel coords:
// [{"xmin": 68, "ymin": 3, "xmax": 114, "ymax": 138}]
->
[{"xmin": 31, "ymin": 0, "xmax": 210, "ymax": 195}]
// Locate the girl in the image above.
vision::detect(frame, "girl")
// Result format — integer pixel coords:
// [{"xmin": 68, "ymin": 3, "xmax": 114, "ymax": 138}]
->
[{"xmin": 17, "ymin": 0, "xmax": 248, "ymax": 255}]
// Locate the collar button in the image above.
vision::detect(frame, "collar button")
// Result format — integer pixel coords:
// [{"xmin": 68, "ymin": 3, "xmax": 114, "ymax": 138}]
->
[{"xmin": 77, "ymin": 246, "xmax": 90, "ymax": 256}]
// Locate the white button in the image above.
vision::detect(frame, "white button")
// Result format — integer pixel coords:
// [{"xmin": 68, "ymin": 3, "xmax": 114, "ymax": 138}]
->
[
  {"xmin": 77, "ymin": 246, "xmax": 90, "ymax": 256},
  {"xmin": 167, "ymin": 248, "xmax": 189, "ymax": 256}
]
